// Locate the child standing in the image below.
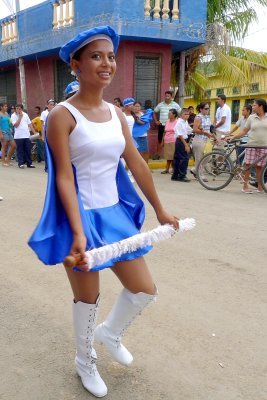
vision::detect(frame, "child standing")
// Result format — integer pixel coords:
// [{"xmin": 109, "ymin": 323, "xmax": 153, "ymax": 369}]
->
[{"xmin": 171, "ymin": 108, "xmax": 192, "ymax": 182}]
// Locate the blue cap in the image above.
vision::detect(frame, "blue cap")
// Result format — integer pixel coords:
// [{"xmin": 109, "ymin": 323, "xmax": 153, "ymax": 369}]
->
[
  {"xmin": 59, "ymin": 25, "xmax": 120, "ymax": 64},
  {"xmin": 122, "ymin": 98, "xmax": 135, "ymax": 107},
  {"xmin": 64, "ymin": 81, "xmax": 79, "ymax": 94}
]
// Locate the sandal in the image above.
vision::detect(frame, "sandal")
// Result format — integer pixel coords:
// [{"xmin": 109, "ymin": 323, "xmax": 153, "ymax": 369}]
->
[
  {"xmin": 242, "ymin": 188, "xmax": 253, "ymax": 194},
  {"xmin": 161, "ymin": 170, "xmax": 169, "ymax": 174}
]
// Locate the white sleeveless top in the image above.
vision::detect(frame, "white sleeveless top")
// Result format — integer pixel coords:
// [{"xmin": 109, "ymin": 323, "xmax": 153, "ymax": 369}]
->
[{"xmin": 59, "ymin": 101, "xmax": 125, "ymax": 210}]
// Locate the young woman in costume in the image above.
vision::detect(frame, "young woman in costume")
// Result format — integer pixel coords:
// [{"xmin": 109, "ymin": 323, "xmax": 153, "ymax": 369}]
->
[{"xmin": 29, "ymin": 26, "xmax": 179, "ymax": 397}]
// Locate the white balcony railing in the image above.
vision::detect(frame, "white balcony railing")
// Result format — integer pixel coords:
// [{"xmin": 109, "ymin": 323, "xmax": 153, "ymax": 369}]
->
[
  {"xmin": 144, "ymin": 0, "xmax": 179, "ymax": 21},
  {"xmin": 1, "ymin": 18, "xmax": 18, "ymax": 45},
  {"xmin": 53, "ymin": 0, "xmax": 74, "ymax": 30}
]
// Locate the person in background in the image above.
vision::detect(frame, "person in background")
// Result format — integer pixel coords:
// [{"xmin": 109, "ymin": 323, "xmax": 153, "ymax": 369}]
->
[
  {"xmin": 11, "ymin": 104, "xmax": 37, "ymax": 169},
  {"xmin": 122, "ymin": 98, "xmax": 136, "ymax": 182},
  {"xmin": 153, "ymin": 91, "xmax": 181, "ymax": 159},
  {"xmin": 132, "ymin": 101, "xmax": 150, "ymax": 164},
  {"xmin": 190, "ymin": 102, "xmax": 214, "ymax": 180},
  {"xmin": 188, "ymin": 106, "xmax": 196, "ymax": 128},
  {"xmin": 40, "ymin": 99, "xmax": 55, "ymax": 137},
  {"xmin": 171, "ymin": 108, "xmax": 192, "ymax": 182},
  {"xmin": 64, "ymin": 81, "xmax": 80, "ymax": 100},
  {"xmin": 229, "ymin": 105, "xmax": 252, "ymax": 166},
  {"xmin": 8, "ymin": 105, "xmax": 15, "ymax": 117},
  {"xmin": 160, "ymin": 108, "xmax": 178, "ymax": 174},
  {"xmin": 214, "ymin": 94, "xmax": 231, "ymax": 148},
  {"xmin": 144, "ymin": 99, "xmax": 153, "ymax": 110},
  {"xmin": 114, "ymin": 97, "xmax": 123, "ymax": 109},
  {"xmin": 32, "ymin": 106, "xmax": 45, "ymax": 163},
  {"xmin": 0, "ymin": 103, "xmax": 16, "ymax": 166},
  {"xmin": 41, "ymin": 99, "xmax": 55, "ymax": 172},
  {"xmin": 122, "ymin": 98, "xmax": 135, "ymax": 134},
  {"xmin": 227, "ymin": 98, "xmax": 267, "ymax": 194}
]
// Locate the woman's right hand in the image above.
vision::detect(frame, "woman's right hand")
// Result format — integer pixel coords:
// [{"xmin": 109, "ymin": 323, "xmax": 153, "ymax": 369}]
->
[{"xmin": 70, "ymin": 233, "xmax": 89, "ymax": 271}]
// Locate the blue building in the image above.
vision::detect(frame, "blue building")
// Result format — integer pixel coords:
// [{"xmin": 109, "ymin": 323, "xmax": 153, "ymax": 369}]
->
[{"xmin": 0, "ymin": 0, "xmax": 207, "ymax": 115}]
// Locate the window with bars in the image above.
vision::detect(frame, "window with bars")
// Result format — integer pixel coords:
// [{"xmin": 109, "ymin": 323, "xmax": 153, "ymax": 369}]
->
[
  {"xmin": 134, "ymin": 56, "xmax": 161, "ymax": 109},
  {"xmin": 216, "ymin": 88, "xmax": 224, "ymax": 96},
  {"xmin": 231, "ymin": 100, "xmax": 240, "ymax": 123},
  {"xmin": 248, "ymin": 83, "xmax": 259, "ymax": 93},
  {"xmin": 232, "ymin": 86, "xmax": 241, "ymax": 95},
  {"xmin": 245, "ymin": 98, "xmax": 254, "ymax": 106},
  {"xmin": 0, "ymin": 69, "xmax": 16, "ymax": 106}
]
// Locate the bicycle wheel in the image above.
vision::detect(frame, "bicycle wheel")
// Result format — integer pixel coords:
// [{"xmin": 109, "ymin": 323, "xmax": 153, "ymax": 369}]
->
[
  {"xmin": 196, "ymin": 151, "xmax": 234, "ymax": 190},
  {"xmin": 260, "ymin": 162, "xmax": 267, "ymax": 193}
]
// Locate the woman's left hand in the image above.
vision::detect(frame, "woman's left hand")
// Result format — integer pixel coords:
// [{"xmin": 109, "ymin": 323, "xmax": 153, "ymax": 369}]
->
[{"xmin": 156, "ymin": 209, "xmax": 179, "ymax": 230}]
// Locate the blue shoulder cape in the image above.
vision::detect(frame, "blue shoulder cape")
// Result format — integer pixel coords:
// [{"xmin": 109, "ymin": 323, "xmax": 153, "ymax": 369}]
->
[
  {"xmin": 28, "ymin": 142, "xmax": 145, "ymax": 265},
  {"xmin": 132, "ymin": 109, "xmax": 153, "ymax": 139}
]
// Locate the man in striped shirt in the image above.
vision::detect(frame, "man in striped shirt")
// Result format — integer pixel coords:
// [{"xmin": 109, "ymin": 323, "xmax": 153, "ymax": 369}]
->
[{"xmin": 153, "ymin": 91, "xmax": 181, "ymax": 158}]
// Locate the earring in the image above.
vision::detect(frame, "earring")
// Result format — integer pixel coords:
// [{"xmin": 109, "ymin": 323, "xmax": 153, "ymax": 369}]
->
[{"xmin": 76, "ymin": 69, "xmax": 81, "ymax": 76}]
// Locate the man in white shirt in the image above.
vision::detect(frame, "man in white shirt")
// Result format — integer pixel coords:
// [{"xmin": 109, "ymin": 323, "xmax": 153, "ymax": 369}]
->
[
  {"xmin": 214, "ymin": 94, "xmax": 231, "ymax": 148},
  {"xmin": 153, "ymin": 91, "xmax": 181, "ymax": 158},
  {"xmin": 11, "ymin": 104, "xmax": 37, "ymax": 168}
]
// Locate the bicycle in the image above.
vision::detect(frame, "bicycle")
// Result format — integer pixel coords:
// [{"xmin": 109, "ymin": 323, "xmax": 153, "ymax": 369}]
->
[{"xmin": 196, "ymin": 140, "xmax": 267, "ymax": 192}]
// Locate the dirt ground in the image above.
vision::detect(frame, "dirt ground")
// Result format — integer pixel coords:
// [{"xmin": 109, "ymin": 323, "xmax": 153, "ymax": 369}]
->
[{"xmin": 0, "ymin": 163, "xmax": 266, "ymax": 400}]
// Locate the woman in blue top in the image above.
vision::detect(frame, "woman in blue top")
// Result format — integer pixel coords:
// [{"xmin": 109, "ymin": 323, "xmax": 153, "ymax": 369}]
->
[
  {"xmin": 0, "ymin": 103, "xmax": 16, "ymax": 166},
  {"xmin": 29, "ymin": 26, "xmax": 179, "ymax": 398}
]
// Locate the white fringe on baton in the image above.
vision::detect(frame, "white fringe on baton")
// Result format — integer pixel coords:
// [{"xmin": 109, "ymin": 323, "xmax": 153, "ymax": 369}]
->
[{"xmin": 86, "ymin": 218, "xmax": 196, "ymax": 269}]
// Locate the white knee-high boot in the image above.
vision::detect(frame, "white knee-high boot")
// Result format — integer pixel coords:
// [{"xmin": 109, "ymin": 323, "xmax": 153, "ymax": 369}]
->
[
  {"xmin": 73, "ymin": 297, "xmax": 107, "ymax": 398},
  {"xmin": 94, "ymin": 287, "xmax": 158, "ymax": 366}
]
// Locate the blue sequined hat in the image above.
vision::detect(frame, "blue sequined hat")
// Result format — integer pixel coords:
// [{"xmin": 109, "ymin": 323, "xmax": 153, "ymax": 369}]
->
[
  {"xmin": 122, "ymin": 98, "xmax": 135, "ymax": 107},
  {"xmin": 64, "ymin": 81, "xmax": 79, "ymax": 94},
  {"xmin": 59, "ymin": 25, "xmax": 120, "ymax": 64}
]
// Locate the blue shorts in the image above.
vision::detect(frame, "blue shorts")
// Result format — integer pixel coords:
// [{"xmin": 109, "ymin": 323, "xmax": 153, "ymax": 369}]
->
[
  {"xmin": 136, "ymin": 136, "xmax": 148, "ymax": 153},
  {"xmin": 1, "ymin": 131, "xmax": 14, "ymax": 142}
]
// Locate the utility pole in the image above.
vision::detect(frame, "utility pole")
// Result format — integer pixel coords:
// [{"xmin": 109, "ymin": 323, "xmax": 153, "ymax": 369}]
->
[
  {"xmin": 18, "ymin": 58, "xmax": 27, "ymax": 109},
  {"xmin": 15, "ymin": 0, "xmax": 20, "ymax": 12},
  {"xmin": 178, "ymin": 51, "xmax": 185, "ymax": 108},
  {"xmin": 15, "ymin": 0, "xmax": 27, "ymax": 109}
]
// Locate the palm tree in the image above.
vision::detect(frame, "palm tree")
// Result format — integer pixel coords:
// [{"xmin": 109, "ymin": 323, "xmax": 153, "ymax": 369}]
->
[{"xmin": 172, "ymin": 0, "xmax": 267, "ymax": 102}]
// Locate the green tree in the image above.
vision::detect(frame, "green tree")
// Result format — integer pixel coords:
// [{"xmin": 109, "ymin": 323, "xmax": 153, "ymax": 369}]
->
[{"xmin": 172, "ymin": 0, "xmax": 267, "ymax": 101}]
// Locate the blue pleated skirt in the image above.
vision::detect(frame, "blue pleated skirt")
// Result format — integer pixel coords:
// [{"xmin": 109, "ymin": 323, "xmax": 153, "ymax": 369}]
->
[{"xmin": 80, "ymin": 201, "xmax": 152, "ymax": 272}]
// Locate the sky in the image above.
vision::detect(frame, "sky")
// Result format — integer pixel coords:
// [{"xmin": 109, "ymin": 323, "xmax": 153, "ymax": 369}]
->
[{"xmin": 0, "ymin": 0, "xmax": 267, "ymax": 52}]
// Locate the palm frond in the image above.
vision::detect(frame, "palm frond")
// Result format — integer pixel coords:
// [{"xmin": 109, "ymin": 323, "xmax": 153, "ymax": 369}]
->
[
  {"xmin": 173, "ymin": 0, "xmax": 267, "ymax": 102},
  {"xmin": 185, "ymin": 70, "xmax": 209, "ymax": 102}
]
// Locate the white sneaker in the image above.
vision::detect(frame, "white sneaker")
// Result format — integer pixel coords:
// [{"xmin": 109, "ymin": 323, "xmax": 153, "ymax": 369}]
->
[{"xmin": 0, "ymin": 196, "xmax": 3, "ymax": 201}]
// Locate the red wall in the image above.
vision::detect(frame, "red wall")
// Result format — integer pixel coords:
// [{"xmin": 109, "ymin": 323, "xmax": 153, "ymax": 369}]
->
[
  {"xmin": 16, "ymin": 58, "xmax": 55, "ymax": 118},
  {"xmin": 104, "ymin": 40, "xmax": 172, "ymax": 103},
  {"xmin": 16, "ymin": 40, "xmax": 172, "ymax": 117}
]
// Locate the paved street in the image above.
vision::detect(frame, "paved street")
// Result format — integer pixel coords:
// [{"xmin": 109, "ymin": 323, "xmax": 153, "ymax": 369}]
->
[{"xmin": 1, "ymin": 163, "xmax": 266, "ymax": 400}]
